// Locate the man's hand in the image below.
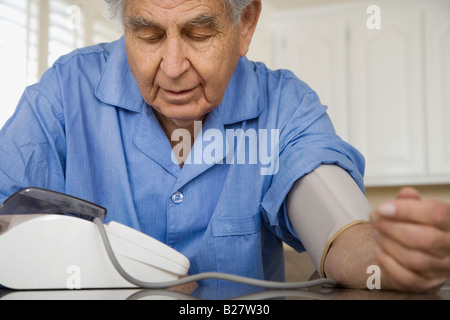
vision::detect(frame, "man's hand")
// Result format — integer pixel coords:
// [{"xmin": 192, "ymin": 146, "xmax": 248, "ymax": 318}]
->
[{"xmin": 370, "ymin": 187, "xmax": 450, "ymax": 293}]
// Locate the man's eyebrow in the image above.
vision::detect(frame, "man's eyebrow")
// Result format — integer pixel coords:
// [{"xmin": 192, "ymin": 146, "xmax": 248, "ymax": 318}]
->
[
  {"xmin": 125, "ymin": 14, "xmax": 221, "ymax": 32},
  {"xmin": 126, "ymin": 16, "xmax": 163, "ymax": 31},
  {"xmin": 183, "ymin": 14, "xmax": 221, "ymax": 31}
]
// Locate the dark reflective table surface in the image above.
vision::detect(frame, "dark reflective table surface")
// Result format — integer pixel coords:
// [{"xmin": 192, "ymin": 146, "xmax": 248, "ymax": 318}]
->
[{"xmin": 1, "ymin": 280, "xmax": 449, "ymax": 300}]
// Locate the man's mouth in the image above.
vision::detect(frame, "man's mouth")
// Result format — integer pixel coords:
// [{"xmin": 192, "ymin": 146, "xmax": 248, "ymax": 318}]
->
[
  {"xmin": 160, "ymin": 86, "xmax": 199, "ymax": 103},
  {"xmin": 165, "ymin": 88, "xmax": 193, "ymax": 94}
]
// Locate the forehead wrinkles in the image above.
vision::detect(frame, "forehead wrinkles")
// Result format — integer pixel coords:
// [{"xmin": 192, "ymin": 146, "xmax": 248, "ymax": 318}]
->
[{"xmin": 145, "ymin": 0, "xmax": 206, "ymax": 10}]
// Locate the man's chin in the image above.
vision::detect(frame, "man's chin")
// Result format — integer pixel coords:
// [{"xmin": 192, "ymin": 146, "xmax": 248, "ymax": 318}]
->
[{"xmin": 151, "ymin": 104, "xmax": 215, "ymax": 127}]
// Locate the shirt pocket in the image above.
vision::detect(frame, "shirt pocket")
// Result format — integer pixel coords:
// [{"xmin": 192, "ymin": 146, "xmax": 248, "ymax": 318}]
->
[{"xmin": 211, "ymin": 212, "xmax": 264, "ymax": 278}]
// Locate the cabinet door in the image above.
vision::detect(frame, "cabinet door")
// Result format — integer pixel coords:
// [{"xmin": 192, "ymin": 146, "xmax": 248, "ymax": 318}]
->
[
  {"xmin": 425, "ymin": 6, "xmax": 450, "ymax": 177},
  {"xmin": 276, "ymin": 18, "xmax": 349, "ymax": 140},
  {"xmin": 348, "ymin": 8, "xmax": 426, "ymax": 185}
]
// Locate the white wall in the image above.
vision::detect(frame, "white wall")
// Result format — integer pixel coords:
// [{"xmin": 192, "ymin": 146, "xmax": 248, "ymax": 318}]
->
[{"xmin": 246, "ymin": 0, "xmax": 276, "ymax": 69}]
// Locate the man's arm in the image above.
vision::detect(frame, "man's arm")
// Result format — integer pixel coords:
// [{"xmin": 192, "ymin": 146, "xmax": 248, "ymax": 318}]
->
[
  {"xmin": 287, "ymin": 166, "xmax": 450, "ymax": 293},
  {"xmin": 323, "ymin": 222, "xmax": 378, "ymax": 289}
]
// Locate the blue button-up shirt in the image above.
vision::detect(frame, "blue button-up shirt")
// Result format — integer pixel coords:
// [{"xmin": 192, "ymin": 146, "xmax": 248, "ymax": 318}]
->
[{"xmin": 0, "ymin": 36, "xmax": 365, "ymax": 293}]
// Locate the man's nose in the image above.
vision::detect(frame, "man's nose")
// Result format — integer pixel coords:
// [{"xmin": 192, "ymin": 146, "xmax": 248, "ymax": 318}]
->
[{"xmin": 160, "ymin": 37, "xmax": 190, "ymax": 79}]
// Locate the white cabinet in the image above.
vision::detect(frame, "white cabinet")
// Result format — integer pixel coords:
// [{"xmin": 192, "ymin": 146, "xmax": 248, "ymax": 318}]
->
[
  {"xmin": 271, "ymin": 0, "xmax": 450, "ymax": 186},
  {"xmin": 425, "ymin": 7, "xmax": 450, "ymax": 179},
  {"xmin": 347, "ymin": 7, "xmax": 426, "ymax": 185},
  {"xmin": 277, "ymin": 17, "xmax": 349, "ymax": 140}
]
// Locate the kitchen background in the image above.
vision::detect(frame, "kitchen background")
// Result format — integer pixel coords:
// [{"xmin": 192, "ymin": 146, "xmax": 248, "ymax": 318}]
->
[{"xmin": 1, "ymin": 0, "xmax": 449, "ymax": 281}]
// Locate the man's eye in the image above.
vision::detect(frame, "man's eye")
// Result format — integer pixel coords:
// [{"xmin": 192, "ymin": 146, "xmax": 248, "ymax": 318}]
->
[
  {"xmin": 139, "ymin": 35, "xmax": 164, "ymax": 43},
  {"xmin": 187, "ymin": 34, "xmax": 211, "ymax": 41}
]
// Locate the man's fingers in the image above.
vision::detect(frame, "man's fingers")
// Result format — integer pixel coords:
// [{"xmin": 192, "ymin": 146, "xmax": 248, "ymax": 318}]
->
[
  {"xmin": 376, "ymin": 248, "xmax": 448, "ymax": 293},
  {"xmin": 376, "ymin": 232, "xmax": 450, "ymax": 279},
  {"xmin": 373, "ymin": 198, "xmax": 450, "ymax": 230},
  {"xmin": 396, "ymin": 187, "xmax": 421, "ymax": 200},
  {"xmin": 372, "ymin": 218, "xmax": 450, "ymax": 257},
  {"xmin": 370, "ymin": 189, "xmax": 450, "ymax": 293}
]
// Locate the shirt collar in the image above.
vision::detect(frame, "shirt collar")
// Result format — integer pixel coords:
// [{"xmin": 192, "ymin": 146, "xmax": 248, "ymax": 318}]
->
[
  {"xmin": 95, "ymin": 36, "xmax": 264, "ymax": 123},
  {"xmin": 210, "ymin": 56, "xmax": 264, "ymax": 125},
  {"xmin": 95, "ymin": 36, "xmax": 144, "ymax": 113}
]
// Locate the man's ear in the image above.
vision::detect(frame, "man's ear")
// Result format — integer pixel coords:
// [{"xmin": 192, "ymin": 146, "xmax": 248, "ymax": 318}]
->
[{"xmin": 239, "ymin": 0, "xmax": 262, "ymax": 57}]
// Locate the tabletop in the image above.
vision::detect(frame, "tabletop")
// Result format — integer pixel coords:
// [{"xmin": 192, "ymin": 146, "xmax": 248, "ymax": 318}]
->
[{"xmin": 1, "ymin": 279, "xmax": 449, "ymax": 301}]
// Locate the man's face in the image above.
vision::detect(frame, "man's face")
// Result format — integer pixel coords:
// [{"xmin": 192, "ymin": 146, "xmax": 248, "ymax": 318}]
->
[{"xmin": 124, "ymin": 0, "xmax": 245, "ymax": 127}]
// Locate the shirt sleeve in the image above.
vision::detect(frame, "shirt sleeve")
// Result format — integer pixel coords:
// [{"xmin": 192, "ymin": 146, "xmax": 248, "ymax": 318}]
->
[
  {"xmin": 260, "ymin": 86, "xmax": 366, "ymax": 253},
  {"xmin": 0, "ymin": 74, "xmax": 66, "ymax": 203}
]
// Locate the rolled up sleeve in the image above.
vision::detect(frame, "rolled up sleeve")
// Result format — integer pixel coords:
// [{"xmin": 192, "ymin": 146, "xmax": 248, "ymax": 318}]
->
[{"xmin": 261, "ymin": 90, "xmax": 366, "ymax": 255}]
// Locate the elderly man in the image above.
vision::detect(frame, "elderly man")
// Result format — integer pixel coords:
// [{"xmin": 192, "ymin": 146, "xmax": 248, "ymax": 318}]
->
[{"xmin": 0, "ymin": 0, "xmax": 449, "ymax": 294}]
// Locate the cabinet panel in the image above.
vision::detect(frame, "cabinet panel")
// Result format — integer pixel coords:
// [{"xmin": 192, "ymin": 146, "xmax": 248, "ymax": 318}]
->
[
  {"xmin": 425, "ymin": 7, "xmax": 450, "ymax": 176},
  {"xmin": 279, "ymin": 19, "xmax": 349, "ymax": 140},
  {"xmin": 348, "ymin": 10, "xmax": 426, "ymax": 182}
]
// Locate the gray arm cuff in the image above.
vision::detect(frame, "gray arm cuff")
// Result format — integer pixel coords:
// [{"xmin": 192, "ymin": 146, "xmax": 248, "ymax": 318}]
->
[{"xmin": 286, "ymin": 165, "xmax": 373, "ymax": 277}]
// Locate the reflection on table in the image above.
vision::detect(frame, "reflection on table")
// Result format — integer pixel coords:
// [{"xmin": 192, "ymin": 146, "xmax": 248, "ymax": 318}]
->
[{"xmin": 1, "ymin": 279, "xmax": 449, "ymax": 300}]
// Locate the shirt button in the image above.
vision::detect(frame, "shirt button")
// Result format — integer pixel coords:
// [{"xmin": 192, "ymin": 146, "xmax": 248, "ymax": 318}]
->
[{"xmin": 171, "ymin": 191, "xmax": 184, "ymax": 204}]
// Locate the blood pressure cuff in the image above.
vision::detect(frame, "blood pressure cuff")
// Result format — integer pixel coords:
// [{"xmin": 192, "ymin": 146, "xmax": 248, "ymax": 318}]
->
[{"xmin": 286, "ymin": 165, "xmax": 373, "ymax": 277}]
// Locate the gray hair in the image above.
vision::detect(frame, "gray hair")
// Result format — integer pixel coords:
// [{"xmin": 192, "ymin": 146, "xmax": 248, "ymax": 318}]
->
[{"xmin": 104, "ymin": 0, "xmax": 252, "ymax": 28}]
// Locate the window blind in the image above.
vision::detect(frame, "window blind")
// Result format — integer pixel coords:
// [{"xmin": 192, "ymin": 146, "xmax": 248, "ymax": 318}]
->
[{"xmin": 0, "ymin": 0, "xmax": 121, "ymax": 126}]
